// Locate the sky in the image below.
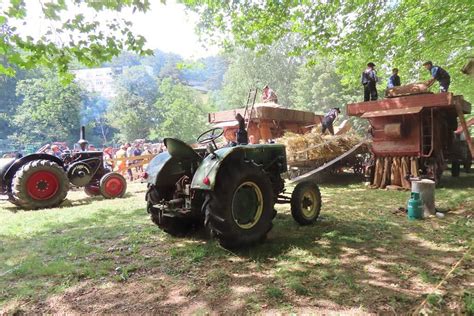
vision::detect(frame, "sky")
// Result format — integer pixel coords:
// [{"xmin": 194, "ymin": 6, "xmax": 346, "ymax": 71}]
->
[
  {"xmin": 5, "ymin": 0, "xmax": 219, "ymax": 59},
  {"xmin": 124, "ymin": 1, "xmax": 220, "ymax": 59}
]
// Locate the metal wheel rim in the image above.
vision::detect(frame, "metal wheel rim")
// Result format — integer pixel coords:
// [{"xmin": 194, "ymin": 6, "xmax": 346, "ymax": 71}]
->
[
  {"xmin": 104, "ymin": 176, "xmax": 124, "ymax": 197},
  {"xmin": 26, "ymin": 170, "xmax": 60, "ymax": 200},
  {"xmin": 301, "ymin": 190, "xmax": 318, "ymax": 219},
  {"xmin": 231, "ymin": 181, "xmax": 263, "ymax": 229}
]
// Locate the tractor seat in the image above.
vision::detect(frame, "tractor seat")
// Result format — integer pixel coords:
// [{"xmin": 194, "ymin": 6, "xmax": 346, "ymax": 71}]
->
[{"xmin": 164, "ymin": 138, "xmax": 202, "ymax": 161}]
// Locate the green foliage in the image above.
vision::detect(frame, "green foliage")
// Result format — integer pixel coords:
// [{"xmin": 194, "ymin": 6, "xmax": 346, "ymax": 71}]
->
[
  {"xmin": 0, "ymin": 0, "xmax": 152, "ymax": 79},
  {"xmin": 291, "ymin": 60, "xmax": 359, "ymax": 113},
  {"xmin": 115, "ymin": 66, "xmax": 158, "ymax": 104},
  {"xmin": 11, "ymin": 74, "xmax": 82, "ymax": 143},
  {"xmin": 107, "ymin": 66, "xmax": 158, "ymax": 141},
  {"xmin": 464, "ymin": 291, "xmax": 474, "ymax": 315},
  {"xmin": 216, "ymin": 43, "xmax": 300, "ymax": 109},
  {"xmin": 183, "ymin": 0, "xmax": 474, "ymax": 100},
  {"xmin": 107, "ymin": 92, "xmax": 155, "ymax": 142},
  {"xmin": 152, "ymin": 78, "xmax": 211, "ymax": 142}
]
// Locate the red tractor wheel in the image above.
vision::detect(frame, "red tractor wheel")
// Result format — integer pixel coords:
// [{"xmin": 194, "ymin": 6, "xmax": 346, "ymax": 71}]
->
[
  {"xmin": 84, "ymin": 184, "xmax": 101, "ymax": 196},
  {"xmin": 99, "ymin": 172, "xmax": 127, "ymax": 199},
  {"xmin": 11, "ymin": 160, "xmax": 69, "ymax": 210}
]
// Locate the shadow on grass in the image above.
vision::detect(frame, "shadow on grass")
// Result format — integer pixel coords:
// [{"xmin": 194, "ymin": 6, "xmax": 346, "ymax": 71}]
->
[
  {"xmin": 2, "ymin": 191, "xmax": 136, "ymax": 214},
  {"xmin": 1, "ymin": 174, "xmax": 472, "ymax": 314}
]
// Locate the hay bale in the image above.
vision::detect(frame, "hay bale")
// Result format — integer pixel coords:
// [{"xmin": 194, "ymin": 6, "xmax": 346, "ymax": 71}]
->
[{"xmin": 277, "ymin": 128, "xmax": 361, "ymax": 162}]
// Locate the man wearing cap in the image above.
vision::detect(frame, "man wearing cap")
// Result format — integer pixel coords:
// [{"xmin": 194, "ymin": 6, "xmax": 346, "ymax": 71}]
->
[
  {"xmin": 321, "ymin": 107, "xmax": 341, "ymax": 135},
  {"xmin": 423, "ymin": 61, "xmax": 451, "ymax": 92},
  {"xmin": 262, "ymin": 85, "xmax": 278, "ymax": 103},
  {"xmin": 361, "ymin": 62, "xmax": 379, "ymax": 101}
]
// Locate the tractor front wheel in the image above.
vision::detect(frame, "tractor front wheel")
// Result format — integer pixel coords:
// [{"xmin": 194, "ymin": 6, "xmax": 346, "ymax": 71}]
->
[
  {"xmin": 204, "ymin": 161, "xmax": 275, "ymax": 248},
  {"xmin": 291, "ymin": 181, "xmax": 322, "ymax": 225},
  {"xmin": 11, "ymin": 160, "xmax": 69, "ymax": 210},
  {"xmin": 99, "ymin": 173, "xmax": 127, "ymax": 198}
]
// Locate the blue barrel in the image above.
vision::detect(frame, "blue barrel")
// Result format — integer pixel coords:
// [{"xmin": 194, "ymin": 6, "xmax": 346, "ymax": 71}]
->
[{"xmin": 407, "ymin": 192, "xmax": 423, "ymax": 220}]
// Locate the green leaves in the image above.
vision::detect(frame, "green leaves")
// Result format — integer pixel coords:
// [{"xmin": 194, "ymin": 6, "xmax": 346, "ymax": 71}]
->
[
  {"xmin": 1, "ymin": 0, "xmax": 152, "ymax": 80},
  {"xmin": 12, "ymin": 73, "xmax": 83, "ymax": 143},
  {"xmin": 183, "ymin": 0, "xmax": 474, "ymax": 101}
]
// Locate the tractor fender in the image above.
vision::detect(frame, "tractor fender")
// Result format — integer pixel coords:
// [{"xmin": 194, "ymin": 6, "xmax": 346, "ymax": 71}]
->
[
  {"xmin": 191, "ymin": 144, "xmax": 287, "ymax": 191},
  {"xmin": 3, "ymin": 153, "xmax": 64, "ymax": 184},
  {"xmin": 191, "ymin": 146, "xmax": 246, "ymax": 191},
  {"xmin": 146, "ymin": 152, "xmax": 187, "ymax": 186}
]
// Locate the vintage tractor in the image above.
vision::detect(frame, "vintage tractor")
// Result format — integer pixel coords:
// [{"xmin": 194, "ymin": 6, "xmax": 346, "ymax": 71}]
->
[
  {"xmin": 145, "ymin": 127, "xmax": 322, "ymax": 248},
  {"xmin": 0, "ymin": 127, "xmax": 127, "ymax": 210}
]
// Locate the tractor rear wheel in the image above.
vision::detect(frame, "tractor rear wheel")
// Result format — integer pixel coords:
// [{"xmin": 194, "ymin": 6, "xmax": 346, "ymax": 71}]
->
[
  {"xmin": 12, "ymin": 160, "xmax": 69, "ymax": 210},
  {"xmin": 204, "ymin": 161, "xmax": 275, "ymax": 248},
  {"xmin": 99, "ymin": 172, "xmax": 127, "ymax": 198},
  {"xmin": 291, "ymin": 181, "xmax": 322, "ymax": 225}
]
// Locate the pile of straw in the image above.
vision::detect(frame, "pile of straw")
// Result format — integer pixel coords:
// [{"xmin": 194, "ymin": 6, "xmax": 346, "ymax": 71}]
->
[{"xmin": 278, "ymin": 128, "xmax": 361, "ymax": 161}]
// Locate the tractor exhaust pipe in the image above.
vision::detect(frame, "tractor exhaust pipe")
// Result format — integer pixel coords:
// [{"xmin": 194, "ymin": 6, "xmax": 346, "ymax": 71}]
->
[{"xmin": 78, "ymin": 125, "xmax": 88, "ymax": 151}]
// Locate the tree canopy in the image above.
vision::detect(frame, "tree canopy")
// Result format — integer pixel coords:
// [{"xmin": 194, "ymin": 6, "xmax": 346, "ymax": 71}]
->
[
  {"xmin": 182, "ymin": 0, "xmax": 474, "ymax": 99},
  {"xmin": 0, "ymin": 0, "xmax": 152, "ymax": 79},
  {"xmin": 12, "ymin": 74, "xmax": 83, "ymax": 144}
]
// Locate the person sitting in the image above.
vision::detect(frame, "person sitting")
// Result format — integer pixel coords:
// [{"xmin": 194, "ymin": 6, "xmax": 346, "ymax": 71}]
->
[
  {"xmin": 262, "ymin": 85, "xmax": 278, "ymax": 103},
  {"xmin": 321, "ymin": 108, "xmax": 341, "ymax": 136}
]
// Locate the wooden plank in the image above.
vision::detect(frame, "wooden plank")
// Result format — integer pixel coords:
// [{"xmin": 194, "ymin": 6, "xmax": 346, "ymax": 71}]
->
[
  {"xmin": 346, "ymin": 92, "xmax": 454, "ymax": 116},
  {"xmin": 209, "ymin": 106, "xmax": 317, "ymax": 124},
  {"xmin": 454, "ymin": 102, "xmax": 474, "ymax": 157},
  {"xmin": 453, "ymin": 95, "xmax": 472, "ymax": 114}
]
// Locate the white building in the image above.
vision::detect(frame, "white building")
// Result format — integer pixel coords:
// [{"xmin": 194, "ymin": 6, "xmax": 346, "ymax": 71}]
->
[{"xmin": 73, "ymin": 67, "xmax": 123, "ymax": 99}]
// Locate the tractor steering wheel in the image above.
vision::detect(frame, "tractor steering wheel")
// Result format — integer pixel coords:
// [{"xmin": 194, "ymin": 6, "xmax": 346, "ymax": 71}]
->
[{"xmin": 197, "ymin": 127, "xmax": 224, "ymax": 149}]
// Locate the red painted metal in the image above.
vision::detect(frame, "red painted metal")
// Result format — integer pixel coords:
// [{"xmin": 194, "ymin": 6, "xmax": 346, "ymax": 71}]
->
[
  {"xmin": 347, "ymin": 93, "xmax": 471, "ymax": 160},
  {"xmin": 103, "ymin": 175, "xmax": 125, "ymax": 197},
  {"xmin": 26, "ymin": 170, "xmax": 59, "ymax": 200}
]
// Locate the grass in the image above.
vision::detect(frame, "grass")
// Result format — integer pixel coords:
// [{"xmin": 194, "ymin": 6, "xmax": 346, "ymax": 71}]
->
[{"xmin": 0, "ymin": 173, "xmax": 473, "ymax": 314}]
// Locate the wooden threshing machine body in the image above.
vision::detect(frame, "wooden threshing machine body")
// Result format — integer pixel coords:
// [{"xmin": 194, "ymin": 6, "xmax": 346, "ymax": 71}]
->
[
  {"xmin": 347, "ymin": 92, "xmax": 472, "ymax": 185},
  {"xmin": 209, "ymin": 105, "xmax": 323, "ymax": 144}
]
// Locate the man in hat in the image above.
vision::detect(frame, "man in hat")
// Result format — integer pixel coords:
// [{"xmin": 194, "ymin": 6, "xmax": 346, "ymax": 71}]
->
[
  {"xmin": 321, "ymin": 107, "xmax": 341, "ymax": 135},
  {"xmin": 423, "ymin": 61, "xmax": 451, "ymax": 92},
  {"xmin": 262, "ymin": 85, "xmax": 278, "ymax": 103},
  {"xmin": 361, "ymin": 62, "xmax": 379, "ymax": 101}
]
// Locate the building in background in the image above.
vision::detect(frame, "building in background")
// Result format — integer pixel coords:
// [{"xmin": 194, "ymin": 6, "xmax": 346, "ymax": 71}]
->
[{"xmin": 73, "ymin": 67, "xmax": 123, "ymax": 99}]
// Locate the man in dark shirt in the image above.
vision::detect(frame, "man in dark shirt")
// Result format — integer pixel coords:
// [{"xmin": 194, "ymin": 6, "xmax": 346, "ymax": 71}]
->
[
  {"xmin": 235, "ymin": 113, "xmax": 248, "ymax": 144},
  {"xmin": 387, "ymin": 68, "xmax": 401, "ymax": 88},
  {"xmin": 423, "ymin": 61, "xmax": 451, "ymax": 92},
  {"xmin": 361, "ymin": 62, "xmax": 378, "ymax": 101},
  {"xmin": 321, "ymin": 108, "xmax": 341, "ymax": 135}
]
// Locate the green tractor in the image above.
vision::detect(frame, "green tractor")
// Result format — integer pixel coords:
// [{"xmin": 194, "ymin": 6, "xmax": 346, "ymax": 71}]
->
[{"xmin": 145, "ymin": 127, "xmax": 322, "ymax": 248}]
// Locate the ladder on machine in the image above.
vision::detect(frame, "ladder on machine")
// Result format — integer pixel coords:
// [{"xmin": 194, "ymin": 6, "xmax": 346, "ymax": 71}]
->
[
  {"xmin": 243, "ymin": 88, "xmax": 258, "ymax": 130},
  {"xmin": 421, "ymin": 108, "xmax": 434, "ymax": 157}
]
